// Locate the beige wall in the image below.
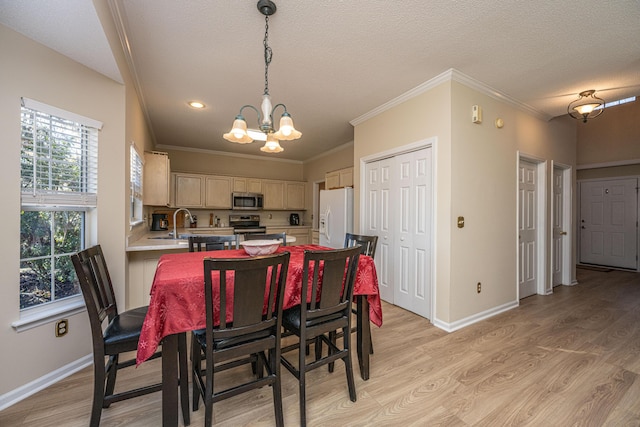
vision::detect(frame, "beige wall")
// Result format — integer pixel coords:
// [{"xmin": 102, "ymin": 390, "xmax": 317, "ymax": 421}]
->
[
  {"xmin": 577, "ymin": 99, "xmax": 640, "ymax": 166},
  {"xmin": 0, "ymin": 24, "xmax": 127, "ymax": 396},
  {"xmin": 353, "ymin": 78, "xmax": 576, "ymax": 326},
  {"xmin": 164, "ymin": 148, "xmax": 304, "ymax": 180}
]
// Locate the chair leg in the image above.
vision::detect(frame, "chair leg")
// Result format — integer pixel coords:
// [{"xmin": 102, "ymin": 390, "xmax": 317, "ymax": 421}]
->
[
  {"xmin": 191, "ymin": 336, "xmax": 201, "ymax": 411},
  {"xmin": 89, "ymin": 354, "xmax": 106, "ymax": 427},
  {"xmin": 103, "ymin": 354, "xmax": 118, "ymax": 407},
  {"xmin": 178, "ymin": 333, "xmax": 191, "ymax": 426},
  {"xmin": 328, "ymin": 331, "xmax": 336, "ymax": 373},
  {"xmin": 299, "ymin": 336, "xmax": 307, "ymax": 427},
  {"xmin": 271, "ymin": 347, "xmax": 284, "ymax": 427},
  {"xmin": 343, "ymin": 326, "xmax": 357, "ymax": 402}
]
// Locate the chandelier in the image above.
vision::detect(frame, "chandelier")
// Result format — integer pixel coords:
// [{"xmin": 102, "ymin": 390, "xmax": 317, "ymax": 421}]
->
[
  {"xmin": 567, "ymin": 90, "xmax": 604, "ymax": 123},
  {"xmin": 223, "ymin": 0, "xmax": 301, "ymax": 153}
]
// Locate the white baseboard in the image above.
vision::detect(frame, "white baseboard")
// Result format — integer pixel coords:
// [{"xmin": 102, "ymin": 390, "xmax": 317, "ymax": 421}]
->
[
  {"xmin": 0, "ymin": 354, "xmax": 92, "ymax": 411},
  {"xmin": 432, "ymin": 300, "xmax": 519, "ymax": 333}
]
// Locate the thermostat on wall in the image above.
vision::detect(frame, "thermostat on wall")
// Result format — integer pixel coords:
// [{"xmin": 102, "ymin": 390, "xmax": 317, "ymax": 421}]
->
[{"xmin": 472, "ymin": 105, "xmax": 482, "ymax": 124}]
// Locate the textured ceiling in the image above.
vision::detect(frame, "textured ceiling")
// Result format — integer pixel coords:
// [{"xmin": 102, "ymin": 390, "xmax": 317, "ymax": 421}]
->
[{"xmin": 1, "ymin": 0, "xmax": 639, "ymax": 162}]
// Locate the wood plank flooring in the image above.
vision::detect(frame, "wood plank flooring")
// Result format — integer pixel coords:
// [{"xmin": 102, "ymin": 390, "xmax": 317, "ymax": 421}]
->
[{"xmin": 2, "ymin": 268, "xmax": 640, "ymax": 426}]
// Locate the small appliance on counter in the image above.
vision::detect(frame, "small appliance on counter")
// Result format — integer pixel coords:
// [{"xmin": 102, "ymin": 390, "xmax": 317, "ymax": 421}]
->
[
  {"xmin": 151, "ymin": 213, "xmax": 169, "ymax": 231},
  {"xmin": 289, "ymin": 213, "xmax": 300, "ymax": 226}
]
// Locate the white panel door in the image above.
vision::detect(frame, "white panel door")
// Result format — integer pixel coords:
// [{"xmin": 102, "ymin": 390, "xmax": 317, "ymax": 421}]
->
[
  {"xmin": 580, "ymin": 179, "xmax": 638, "ymax": 269},
  {"xmin": 519, "ymin": 160, "xmax": 537, "ymax": 298},
  {"xmin": 552, "ymin": 167, "xmax": 565, "ymax": 286},
  {"xmin": 393, "ymin": 149, "xmax": 431, "ymax": 318},
  {"xmin": 364, "ymin": 158, "xmax": 393, "ymax": 303}
]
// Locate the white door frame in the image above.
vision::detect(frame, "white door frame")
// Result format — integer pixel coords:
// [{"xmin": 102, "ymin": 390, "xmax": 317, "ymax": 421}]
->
[
  {"xmin": 360, "ymin": 137, "xmax": 437, "ymax": 319},
  {"xmin": 517, "ymin": 152, "xmax": 547, "ymax": 298},
  {"xmin": 550, "ymin": 161, "xmax": 573, "ymax": 290}
]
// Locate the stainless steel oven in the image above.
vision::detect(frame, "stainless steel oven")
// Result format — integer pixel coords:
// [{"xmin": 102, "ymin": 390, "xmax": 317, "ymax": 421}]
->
[{"xmin": 229, "ymin": 214, "xmax": 266, "ymax": 238}]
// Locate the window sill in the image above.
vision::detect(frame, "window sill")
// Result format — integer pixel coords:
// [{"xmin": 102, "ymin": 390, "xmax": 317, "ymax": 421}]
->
[{"xmin": 11, "ymin": 298, "xmax": 86, "ymax": 333}]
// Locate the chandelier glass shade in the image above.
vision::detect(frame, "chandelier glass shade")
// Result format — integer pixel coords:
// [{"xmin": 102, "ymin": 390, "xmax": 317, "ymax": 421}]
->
[
  {"xmin": 223, "ymin": 0, "xmax": 301, "ymax": 153},
  {"xmin": 567, "ymin": 90, "xmax": 604, "ymax": 123}
]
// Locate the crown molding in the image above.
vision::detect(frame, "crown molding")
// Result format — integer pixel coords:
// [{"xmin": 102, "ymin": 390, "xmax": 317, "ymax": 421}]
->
[
  {"xmin": 156, "ymin": 144, "xmax": 304, "ymax": 164},
  {"xmin": 303, "ymin": 141, "xmax": 354, "ymax": 164},
  {"xmin": 350, "ymin": 68, "xmax": 550, "ymax": 126}
]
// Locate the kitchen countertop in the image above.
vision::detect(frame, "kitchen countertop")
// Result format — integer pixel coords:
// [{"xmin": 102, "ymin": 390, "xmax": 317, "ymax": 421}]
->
[{"xmin": 127, "ymin": 226, "xmax": 305, "ymax": 252}]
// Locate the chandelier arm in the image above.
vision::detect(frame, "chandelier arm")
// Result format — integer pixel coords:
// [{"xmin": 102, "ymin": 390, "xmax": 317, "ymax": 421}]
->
[
  {"xmin": 271, "ymin": 103, "xmax": 288, "ymax": 116},
  {"xmin": 238, "ymin": 104, "xmax": 263, "ymax": 125}
]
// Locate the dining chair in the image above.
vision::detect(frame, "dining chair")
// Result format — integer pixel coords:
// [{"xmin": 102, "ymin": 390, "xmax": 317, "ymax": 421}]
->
[
  {"xmin": 344, "ymin": 232, "xmax": 378, "ymax": 354},
  {"xmin": 191, "ymin": 252, "xmax": 290, "ymax": 427},
  {"xmin": 71, "ymin": 245, "xmax": 190, "ymax": 427},
  {"xmin": 280, "ymin": 245, "xmax": 362, "ymax": 427},
  {"xmin": 188, "ymin": 234, "xmax": 239, "ymax": 252},
  {"xmin": 244, "ymin": 232, "xmax": 287, "ymax": 246}
]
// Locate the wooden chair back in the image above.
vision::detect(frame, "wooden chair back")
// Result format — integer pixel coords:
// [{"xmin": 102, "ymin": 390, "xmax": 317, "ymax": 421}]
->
[
  {"xmin": 188, "ymin": 235, "xmax": 239, "ymax": 252},
  {"xmin": 344, "ymin": 233, "xmax": 378, "ymax": 258}
]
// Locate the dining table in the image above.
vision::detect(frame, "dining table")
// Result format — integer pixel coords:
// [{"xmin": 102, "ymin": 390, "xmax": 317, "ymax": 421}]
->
[{"xmin": 137, "ymin": 244, "xmax": 382, "ymax": 426}]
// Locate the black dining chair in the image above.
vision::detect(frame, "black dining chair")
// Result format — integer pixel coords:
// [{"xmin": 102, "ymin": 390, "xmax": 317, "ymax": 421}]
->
[
  {"xmin": 244, "ymin": 232, "xmax": 288, "ymax": 246},
  {"xmin": 188, "ymin": 234, "xmax": 239, "ymax": 252},
  {"xmin": 280, "ymin": 245, "xmax": 362, "ymax": 427},
  {"xmin": 191, "ymin": 252, "xmax": 290, "ymax": 427},
  {"xmin": 344, "ymin": 232, "xmax": 378, "ymax": 354},
  {"xmin": 71, "ymin": 245, "xmax": 190, "ymax": 427}
]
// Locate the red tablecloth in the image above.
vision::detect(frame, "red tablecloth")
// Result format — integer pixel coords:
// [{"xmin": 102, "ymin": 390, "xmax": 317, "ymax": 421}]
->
[{"xmin": 137, "ymin": 244, "xmax": 382, "ymax": 364}]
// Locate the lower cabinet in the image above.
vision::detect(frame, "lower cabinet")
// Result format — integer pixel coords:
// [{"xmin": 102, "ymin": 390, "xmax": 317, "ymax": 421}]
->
[{"xmin": 127, "ymin": 249, "xmax": 186, "ymax": 309}]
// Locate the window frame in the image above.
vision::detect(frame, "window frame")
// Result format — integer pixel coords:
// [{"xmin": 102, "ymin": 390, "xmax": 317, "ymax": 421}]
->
[{"xmin": 17, "ymin": 98, "xmax": 101, "ymax": 322}]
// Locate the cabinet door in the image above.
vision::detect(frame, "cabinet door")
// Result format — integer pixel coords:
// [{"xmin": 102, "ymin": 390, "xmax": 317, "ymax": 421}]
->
[
  {"xmin": 205, "ymin": 176, "xmax": 232, "ymax": 208},
  {"xmin": 325, "ymin": 171, "xmax": 340, "ymax": 189},
  {"xmin": 143, "ymin": 152, "xmax": 170, "ymax": 206},
  {"xmin": 232, "ymin": 177, "xmax": 247, "ymax": 193},
  {"xmin": 263, "ymin": 180, "xmax": 285, "ymax": 209},
  {"xmin": 340, "ymin": 167, "xmax": 354, "ymax": 188},
  {"xmin": 174, "ymin": 174, "xmax": 204, "ymax": 207},
  {"xmin": 247, "ymin": 178, "xmax": 262, "ymax": 193},
  {"xmin": 288, "ymin": 228, "xmax": 310, "ymax": 245},
  {"xmin": 285, "ymin": 182, "xmax": 305, "ymax": 210}
]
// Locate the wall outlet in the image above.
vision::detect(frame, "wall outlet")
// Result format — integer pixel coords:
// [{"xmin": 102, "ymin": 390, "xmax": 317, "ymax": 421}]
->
[
  {"xmin": 477, "ymin": 282, "xmax": 481, "ymax": 293},
  {"xmin": 55, "ymin": 319, "xmax": 69, "ymax": 337}
]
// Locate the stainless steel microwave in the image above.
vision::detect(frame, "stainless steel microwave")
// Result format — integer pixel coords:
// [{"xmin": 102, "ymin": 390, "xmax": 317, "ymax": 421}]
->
[{"xmin": 232, "ymin": 192, "xmax": 264, "ymax": 210}]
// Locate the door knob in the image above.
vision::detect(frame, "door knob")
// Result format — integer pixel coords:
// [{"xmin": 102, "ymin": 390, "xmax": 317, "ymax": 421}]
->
[{"xmin": 560, "ymin": 231, "xmax": 567, "ymax": 235}]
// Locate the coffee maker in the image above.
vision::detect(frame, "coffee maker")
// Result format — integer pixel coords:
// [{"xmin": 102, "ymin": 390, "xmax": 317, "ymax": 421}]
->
[
  {"xmin": 151, "ymin": 213, "xmax": 169, "ymax": 231},
  {"xmin": 289, "ymin": 213, "xmax": 300, "ymax": 226}
]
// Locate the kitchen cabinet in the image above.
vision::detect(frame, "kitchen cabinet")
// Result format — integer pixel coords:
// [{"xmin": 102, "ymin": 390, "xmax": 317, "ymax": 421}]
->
[
  {"xmin": 233, "ymin": 177, "xmax": 262, "ymax": 193},
  {"xmin": 263, "ymin": 180, "xmax": 285, "ymax": 210},
  {"xmin": 205, "ymin": 176, "xmax": 232, "ymax": 208},
  {"xmin": 325, "ymin": 167, "xmax": 353, "ymax": 189},
  {"xmin": 174, "ymin": 173, "xmax": 204, "ymax": 207},
  {"xmin": 143, "ymin": 152, "xmax": 170, "ymax": 206},
  {"xmin": 312, "ymin": 230, "xmax": 319, "ymax": 244},
  {"xmin": 285, "ymin": 182, "xmax": 306, "ymax": 210},
  {"xmin": 127, "ymin": 248, "xmax": 186, "ymax": 309}
]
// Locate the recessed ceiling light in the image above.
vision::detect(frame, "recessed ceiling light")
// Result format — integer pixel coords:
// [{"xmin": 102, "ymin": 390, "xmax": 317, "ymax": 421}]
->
[{"xmin": 188, "ymin": 101, "xmax": 205, "ymax": 109}]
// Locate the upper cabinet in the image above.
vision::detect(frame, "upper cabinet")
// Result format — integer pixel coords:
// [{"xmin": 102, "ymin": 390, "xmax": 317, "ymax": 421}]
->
[
  {"xmin": 174, "ymin": 173, "xmax": 204, "ymax": 207},
  {"xmin": 325, "ymin": 167, "xmax": 353, "ymax": 189},
  {"xmin": 171, "ymin": 172, "xmax": 305, "ymax": 210},
  {"xmin": 143, "ymin": 152, "xmax": 170, "ymax": 206},
  {"xmin": 233, "ymin": 177, "xmax": 262, "ymax": 194},
  {"xmin": 204, "ymin": 176, "xmax": 232, "ymax": 209},
  {"xmin": 285, "ymin": 182, "xmax": 305, "ymax": 210}
]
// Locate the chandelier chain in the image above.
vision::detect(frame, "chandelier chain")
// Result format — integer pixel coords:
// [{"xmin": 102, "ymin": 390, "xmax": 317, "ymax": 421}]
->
[{"xmin": 263, "ymin": 15, "xmax": 272, "ymax": 96}]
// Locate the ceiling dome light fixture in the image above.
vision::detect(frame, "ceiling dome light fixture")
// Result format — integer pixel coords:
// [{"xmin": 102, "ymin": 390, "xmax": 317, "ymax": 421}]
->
[
  {"xmin": 567, "ymin": 90, "xmax": 604, "ymax": 123},
  {"xmin": 223, "ymin": 0, "xmax": 301, "ymax": 153},
  {"xmin": 188, "ymin": 101, "xmax": 205, "ymax": 109}
]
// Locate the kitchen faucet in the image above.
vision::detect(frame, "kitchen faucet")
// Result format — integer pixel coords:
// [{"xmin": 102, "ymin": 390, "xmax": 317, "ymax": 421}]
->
[{"xmin": 173, "ymin": 208, "xmax": 194, "ymax": 239}]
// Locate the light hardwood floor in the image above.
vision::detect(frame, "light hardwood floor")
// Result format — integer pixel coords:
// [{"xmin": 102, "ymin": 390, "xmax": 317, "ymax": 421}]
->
[{"xmin": 2, "ymin": 267, "xmax": 640, "ymax": 426}]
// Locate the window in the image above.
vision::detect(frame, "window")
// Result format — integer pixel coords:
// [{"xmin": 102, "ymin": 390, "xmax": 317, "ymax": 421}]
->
[
  {"xmin": 130, "ymin": 144, "xmax": 143, "ymax": 225},
  {"xmin": 20, "ymin": 98, "xmax": 101, "ymax": 311}
]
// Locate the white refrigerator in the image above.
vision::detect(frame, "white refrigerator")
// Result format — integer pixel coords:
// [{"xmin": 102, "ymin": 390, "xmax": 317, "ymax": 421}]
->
[{"xmin": 319, "ymin": 187, "xmax": 353, "ymax": 248}]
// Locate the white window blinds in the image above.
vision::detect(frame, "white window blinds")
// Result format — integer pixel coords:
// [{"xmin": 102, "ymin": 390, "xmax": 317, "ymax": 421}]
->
[{"xmin": 20, "ymin": 98, "xmax": 101, "ymax": 207}]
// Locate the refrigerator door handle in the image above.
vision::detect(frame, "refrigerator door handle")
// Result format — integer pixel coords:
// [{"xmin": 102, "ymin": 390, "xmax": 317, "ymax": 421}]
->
[{"xmin": 324, "ymin": 209, "xmax": 331, "ymax": 242}]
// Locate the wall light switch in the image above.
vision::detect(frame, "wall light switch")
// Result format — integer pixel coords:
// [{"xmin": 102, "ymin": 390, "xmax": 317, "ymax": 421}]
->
[{"xmin": 472, "ymin": 105, "xmax": 482, "ymax": 124}]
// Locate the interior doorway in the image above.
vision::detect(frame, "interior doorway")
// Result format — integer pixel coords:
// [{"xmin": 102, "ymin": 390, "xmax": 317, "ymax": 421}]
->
[
  {"xmin": 552, "ymin": 163, "xmax": 572, "ymax": 288},
  {"xmin": 518, "ymin": 155, "xmax": 547, "ymax": 299}
]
